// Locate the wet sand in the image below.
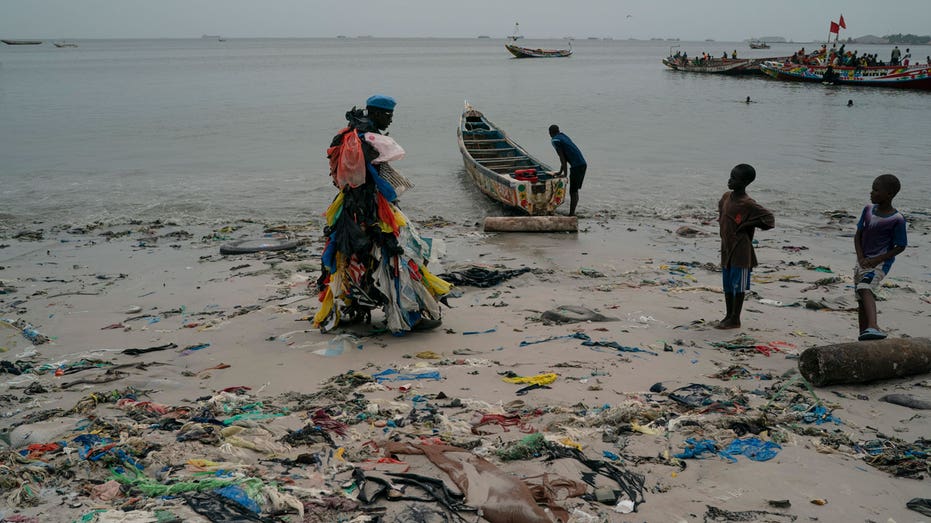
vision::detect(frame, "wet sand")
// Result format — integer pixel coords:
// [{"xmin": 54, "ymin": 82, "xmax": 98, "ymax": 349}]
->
[{"xmin": 1, "ymin": 211, "xmax": 929, "ymax": 522}]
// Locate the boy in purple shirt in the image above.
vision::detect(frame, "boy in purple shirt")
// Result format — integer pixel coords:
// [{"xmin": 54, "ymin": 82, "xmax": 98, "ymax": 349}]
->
[{"xmin": 854, "ymin": 174, "xmax": 908, "ymax": 341}]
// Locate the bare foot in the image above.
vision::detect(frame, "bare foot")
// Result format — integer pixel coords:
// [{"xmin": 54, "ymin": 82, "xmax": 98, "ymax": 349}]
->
[{"xmin": 715, "ymin": 318, "xmax": 741, "ymax": 329}]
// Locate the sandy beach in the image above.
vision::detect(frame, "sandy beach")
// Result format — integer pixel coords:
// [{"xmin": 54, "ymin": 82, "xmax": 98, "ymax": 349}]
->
[{"xmin": 1, "ymin": 209, "xmax": 929, "ymax": 523}]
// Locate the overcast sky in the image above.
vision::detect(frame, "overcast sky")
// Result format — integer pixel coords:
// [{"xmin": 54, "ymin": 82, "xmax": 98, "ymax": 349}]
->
[{"xmin": 3, "ymin": 0, "xmax": 929, "ymax": 41}]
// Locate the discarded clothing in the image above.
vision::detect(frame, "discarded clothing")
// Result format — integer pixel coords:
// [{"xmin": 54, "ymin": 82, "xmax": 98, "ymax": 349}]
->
[
  {"xmin": 386, "ymin": 441, "xmax": 554, "ymax": 523},
  {"xmin": 519, "ymin": 332, "xmax": 590, "ymax": 347},
  {"xmin": 541, "ymin": 305, "xmax": 618, "ymax": 324},
  {"xmin": 372, "ymin": 368, "xmax": 441, "ymax": 382},
  {"xmin": 437, "ymin": 266, "xmax": 531, "ymax": 288},
  {"xmin": 722, "ymin": 437, "xmax": 781, "ymax": 462},
  {"xmin": 501, "ymin": 372, "xmax": 558, "ymax": 386},
  {"xmin": 581, "ymin": 339, "xmax": 658, "ymax": 355}
]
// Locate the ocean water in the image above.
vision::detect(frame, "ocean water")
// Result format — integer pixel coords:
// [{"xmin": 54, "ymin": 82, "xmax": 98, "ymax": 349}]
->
[{"xmin": 1, "ymin": 38, "xmax": 929, "ymax": 230}]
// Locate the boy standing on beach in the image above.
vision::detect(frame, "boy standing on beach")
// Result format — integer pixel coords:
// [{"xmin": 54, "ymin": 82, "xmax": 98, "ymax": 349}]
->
[
  {"xmin": 716, "ymin": 164, "xmax": 774, "ymax": 329},
  {"xmin": 548, "ymin": 124, "xmax": 587, "ymax": 216},
  {"xmin": 854, "ymin": 174, "xmax": 907, "ymax": 341}
]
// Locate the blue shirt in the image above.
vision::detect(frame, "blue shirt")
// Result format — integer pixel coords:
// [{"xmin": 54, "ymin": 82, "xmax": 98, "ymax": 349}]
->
[
  {"xmin": 551, "ymin": 133, "xmax": 586, "ymax": 167},
  {"xmin": 857, "ymin": 204, "xmax": 907, "ymax": 273}
]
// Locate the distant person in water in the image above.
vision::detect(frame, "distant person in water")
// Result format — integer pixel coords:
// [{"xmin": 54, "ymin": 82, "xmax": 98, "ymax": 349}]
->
[
  {"xmin": 548, "ymin": 124, "xmax": 587, "ymax": 216},
  {"xmin": 745, "ymin": 96, "xmax": 751, "ymax": 103},
  {"xmin": 847, "ymin": 99, "xmax": 854, "ymax": 107},
  {"xmin": 716, "ymin": 164, "xmax": 775, "ymax": 329}
]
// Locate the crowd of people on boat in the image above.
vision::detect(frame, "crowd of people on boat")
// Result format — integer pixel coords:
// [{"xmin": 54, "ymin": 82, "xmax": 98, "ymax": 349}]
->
[
  {"xmin": 669, "ymin": 50, "xmax": 738, "ymax": 66},
  {"xmin": 787, "ymin": 44, "xmax": 928, "ymax": 69}
]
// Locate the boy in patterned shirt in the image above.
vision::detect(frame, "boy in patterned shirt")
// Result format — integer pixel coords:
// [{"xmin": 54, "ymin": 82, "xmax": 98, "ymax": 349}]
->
[{"xmin": 854, "ymin": 174, "xmax": 907, "ymax": 341}]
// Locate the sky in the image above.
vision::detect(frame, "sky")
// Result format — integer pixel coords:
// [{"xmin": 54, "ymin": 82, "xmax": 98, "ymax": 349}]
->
[{"xmin": 3, "ymin": 0, "xmax": 929, "ymax": 41}]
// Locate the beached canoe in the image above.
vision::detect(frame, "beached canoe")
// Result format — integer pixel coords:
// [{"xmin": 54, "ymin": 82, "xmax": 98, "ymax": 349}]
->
[
  {"xmin": 505, "ymin": 42, "xmax": 571, "ymax": 58},
  {"xmin": 760, "ymin": 61, "xmax": 931, "ymax": 90},
  {"xmin": 457, "ymin": 104, "xmax": 567, "ymax": 215}
]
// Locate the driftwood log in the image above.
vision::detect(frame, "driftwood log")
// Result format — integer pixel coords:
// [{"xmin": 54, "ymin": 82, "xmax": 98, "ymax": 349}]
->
[
  {"xmin": 483, "ymin": 216, "xmax": 578, "ymax": 233},
  {"xmin": 798, "ymin": 337, "xmax": 931, "ymax": 387}
]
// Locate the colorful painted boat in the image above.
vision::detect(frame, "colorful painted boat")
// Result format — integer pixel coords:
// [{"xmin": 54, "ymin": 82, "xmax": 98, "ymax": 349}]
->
[
  {"xmin": 2, "ymin": 39, "xmax": 43, "ymax": 45},
  {"xmin": 663, "ymin": 55, "xmax": 790, "ymax": 75},
  {"xmin": 760, "ymin": 61, "xmax": 931, "ymax": 90},
  {"xmin": 457, "ymin": 104, "xmax": 566, "ymax": 215},
  {"xmin": 505, "ymin": 42, "xmax": 571, "ymax": 58}
]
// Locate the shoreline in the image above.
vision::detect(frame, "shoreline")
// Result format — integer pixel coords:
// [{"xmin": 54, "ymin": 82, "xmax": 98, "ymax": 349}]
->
[{"xmin": 1, "ymin": 214, "xmax": 929, "ymax": 522}]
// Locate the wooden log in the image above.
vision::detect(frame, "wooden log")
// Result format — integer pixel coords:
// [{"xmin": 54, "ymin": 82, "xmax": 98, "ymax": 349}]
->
[
  {"xmin": 798, "ymin": 337, "xmax": 931, "ymax": 387},
  {"xmin": 483, "ymin": 216, "xmax": 578, "ymax": 233}
]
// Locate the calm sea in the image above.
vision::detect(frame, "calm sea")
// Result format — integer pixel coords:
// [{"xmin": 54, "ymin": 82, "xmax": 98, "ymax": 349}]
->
[{"xmin": 1, "ymin": 38, "xmax": 929, "ymax": 230}]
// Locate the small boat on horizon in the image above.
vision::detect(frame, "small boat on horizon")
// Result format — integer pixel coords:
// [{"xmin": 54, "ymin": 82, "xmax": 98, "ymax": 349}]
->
[
  {"xmin": 53, "ymin": 41, "xmax": 78, "ymax": 48},
  {"xmin": 505, "ymin": 41, "xmax": 572, "ymax": 58},
  {"xmin": 2, "ymin": 39, "xmax": 43, "ymax": 45},
  {"xmin": 457, "ymin": 104, "xmax": 566, "ymax": 216},
  {"xmin": 749, "ymin": 39, "xmax": 771, "ymax": 49}
]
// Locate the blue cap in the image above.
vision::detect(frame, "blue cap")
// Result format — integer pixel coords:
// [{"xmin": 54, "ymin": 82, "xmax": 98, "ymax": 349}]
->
[{"xmin": 366, "ymin": 94, "xmax": 396, "ymax": 111}]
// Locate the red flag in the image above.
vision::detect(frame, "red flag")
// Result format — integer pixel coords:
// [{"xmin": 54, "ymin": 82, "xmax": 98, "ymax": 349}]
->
[
  {"xmin": 839, "ymin": 15, "xmax": 846, "ymax": 29},
  {"xmin": 829, "ymin": 21, "xmax": 840, "ymax": 34}
]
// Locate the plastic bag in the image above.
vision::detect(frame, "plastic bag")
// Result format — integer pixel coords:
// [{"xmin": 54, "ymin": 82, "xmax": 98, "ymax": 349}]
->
[
  {"xmin": 336, "ymin": 131, "xmax": 366, "ymax": 189},
  {"xmin": 364, "ymin": 133, "xmax": 405, "ymax": 164}
]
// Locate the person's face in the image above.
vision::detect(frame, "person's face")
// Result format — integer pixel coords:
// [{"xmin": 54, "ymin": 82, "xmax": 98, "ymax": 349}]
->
[
  {"xmin": 728, "ymin": 172, "xmax": 748, "ymax": 191},
  {"xmin": 870, "ymin": 180, "xmax": 890, "ymax": 204},
  {"xmin": 369, "ymin": 108, "xmax": 393, "ymax": 131}
]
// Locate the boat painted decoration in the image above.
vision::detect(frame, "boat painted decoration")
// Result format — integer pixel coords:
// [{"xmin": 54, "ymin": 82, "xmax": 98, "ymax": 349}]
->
[
  {"xmin": 760, "ymin": 61, "xmax": 931, "ymax": 90},
  {"xmin": 457, "ymin": 104, "xmax": 566, "ymax": 215}
]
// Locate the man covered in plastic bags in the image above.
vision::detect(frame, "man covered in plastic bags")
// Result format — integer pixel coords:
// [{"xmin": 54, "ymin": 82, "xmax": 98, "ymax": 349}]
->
[{"xmin": 313, "ymin": 94, "xmax": 452, "ymax": 334}]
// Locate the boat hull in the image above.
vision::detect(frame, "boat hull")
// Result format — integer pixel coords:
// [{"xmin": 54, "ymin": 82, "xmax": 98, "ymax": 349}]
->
[
  {"xmin": 458, "ymin": 106, "xmax": 567, "ymax": 215},
  {"xmin": 2, "ymin": 39, "xmax": 42, "ymax": 45},
  {"xmin": 663, "ymin": 56, "xmax": 789, "ymax": 75},
  {"xmin": 505, "ymin": 43, "xmax": 571, "ymax": 58},
  {"xmin": 761, "ymin": 62, "xmax": 931, "ymax": 90}
]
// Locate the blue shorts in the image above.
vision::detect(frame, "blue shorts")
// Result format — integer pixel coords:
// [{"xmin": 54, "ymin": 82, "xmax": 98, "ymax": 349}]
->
[{"xmin": 722, "ymin": 267, "xmax": 751, "ymax": 294}]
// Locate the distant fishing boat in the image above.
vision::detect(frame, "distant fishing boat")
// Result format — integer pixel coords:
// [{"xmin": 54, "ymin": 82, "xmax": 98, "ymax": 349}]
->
[
  {"xmin": 2, "ymin": 39, "xmax": 42, "ymax": 45},
  {"xmin": 53, "ymin": 42, "xmax": 78, "ymax": 48},
  {"xmin": 760, "ymin": 61, "xmax": 931, "ymax": 90},
  {"xmin": 506, "ymin": 42, "xmax": 572, "ymax": 58},
  {"xmin": 457, "ymin": 103, "xmax": 566, "ymax": 215},
  {"xmin": 508, "ymin": 22, "xmax": 524, "ymax": 41},
  {"xmin": 749, "ymin": 39, "xmax": 770, "ymax": 49}
]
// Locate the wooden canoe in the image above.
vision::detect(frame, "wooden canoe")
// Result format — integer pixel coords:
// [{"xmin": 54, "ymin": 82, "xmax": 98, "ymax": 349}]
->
[
  {"xmin": 760, "ymin": 61, "xmax": 931, "ymax": 90},
  {"xmin": 505, "ymin": 43, "xmax": 571, "ymax": 58},
  {"xmin": 457, "ymin": 104, "xmax": 567, "ymax": 215}
]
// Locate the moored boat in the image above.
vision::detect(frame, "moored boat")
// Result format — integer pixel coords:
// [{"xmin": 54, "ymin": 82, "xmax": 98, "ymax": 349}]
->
[
  {"xmin": 505, "ymin": 42, "xmax": 572, "ymax": 58},
  {"xmin": 663, "ymin": 55, "xmax": 790, "ymax": 75},
  {"xmin": 760, "ymin": 61, "xmax": 931, "ymax": 90},
  {"xmin": 457, "ymin": 104, "xmax": 566, "ymax": 215},
  {"xmin": 749, "ymin": 40, "xmax": 770, "ymax": 49},
  {"xmin": 2, "ymin": 39, "xmax": 43, "ymax": 45}
]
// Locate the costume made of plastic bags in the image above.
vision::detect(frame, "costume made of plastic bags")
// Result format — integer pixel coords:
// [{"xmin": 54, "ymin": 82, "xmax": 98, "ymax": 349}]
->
[{"xmin": 314, "ymin": 107, "xmax": 451, "ymax": 334}]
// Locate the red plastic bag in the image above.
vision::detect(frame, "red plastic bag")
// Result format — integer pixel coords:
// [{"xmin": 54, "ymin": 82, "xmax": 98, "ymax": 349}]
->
[{"xmin": 334, "ymin": 131, "xmax": 366, "ymax": 189}]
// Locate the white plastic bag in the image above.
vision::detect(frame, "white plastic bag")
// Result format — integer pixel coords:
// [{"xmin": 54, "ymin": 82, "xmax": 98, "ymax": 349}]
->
[{"xmin": 364, "ymin": 133, "xmax": 406, "ymax": 164}]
